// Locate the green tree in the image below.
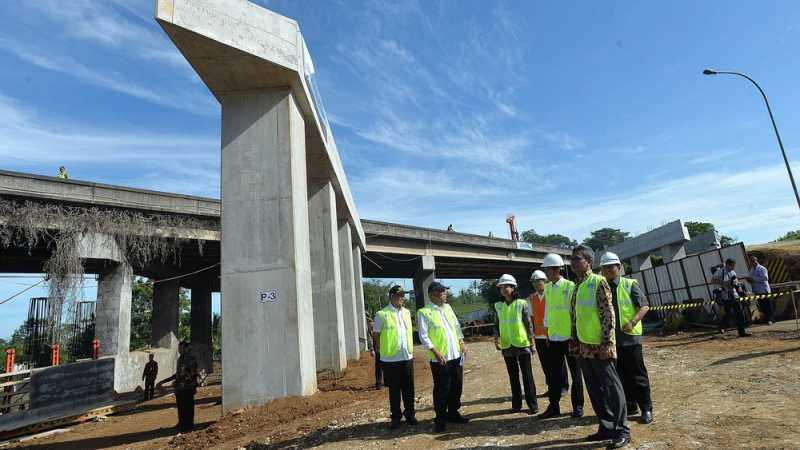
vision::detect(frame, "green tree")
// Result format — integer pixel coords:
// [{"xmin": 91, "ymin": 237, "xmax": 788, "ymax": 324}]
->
[
  {"xmin": 582, "ymin": 228, "xmax": 630, "ymax": 251},
  {"xmin": 478, "ymin": 279, "xmax": 502, "ymax": 308},
  {"xmin": 362, "ymin": 279, "xmax": 395, "ymax": 317},
  {"xmin": 521, "ymin": 229, "xmax": 577, "ymax": 247},
  {"xmin": 684, "ymin": 221, "xmax": 715, "ymax": 238},
  {"xmin": 129, "ymin": 277, "xmax": 191, "ymax": 350},
  {"xmin": 777, "ymin": 230, "xmax": 800, "ymax": 241},
  {"xmin": 719, "ymin": 235, "xmax": 737, "ymax": 247}
]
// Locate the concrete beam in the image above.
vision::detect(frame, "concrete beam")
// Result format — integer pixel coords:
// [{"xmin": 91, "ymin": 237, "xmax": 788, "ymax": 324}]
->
[
  {"xmin": 338, "ymin": 221, "xmax": 360, "ymax": 361},
  {"xmin": 308, "ymin": 181, "xmax": 346, "ymax": 374},
  {"xmin": 219, "ymin": 88, "xmax": 316, "ymax": 411}
]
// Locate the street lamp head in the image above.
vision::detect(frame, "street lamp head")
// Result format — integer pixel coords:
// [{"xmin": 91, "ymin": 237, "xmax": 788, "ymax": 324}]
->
[{"xmin": 703, "ymin": 69, "xmax": 718, "ymax": 75}]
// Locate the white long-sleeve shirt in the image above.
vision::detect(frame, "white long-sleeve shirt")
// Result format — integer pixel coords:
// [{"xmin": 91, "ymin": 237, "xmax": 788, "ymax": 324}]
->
[
  {"xmin": 373, "ymin": 304, "xmax": 414, "ymax": 362},
  {"xmin": 417, "ymin": 303, "xmax": 463, "ymax": 362}
]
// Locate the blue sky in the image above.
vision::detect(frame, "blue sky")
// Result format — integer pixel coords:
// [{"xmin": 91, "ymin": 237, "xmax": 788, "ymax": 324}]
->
[{"xmin": 1, "ymin": 0, "xmax": 800, "ymax": 338}]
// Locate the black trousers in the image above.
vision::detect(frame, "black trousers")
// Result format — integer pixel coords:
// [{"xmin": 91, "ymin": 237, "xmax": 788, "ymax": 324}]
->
[
  {"xmin": 757, "ymin": 295, "xmax": 775, "ymax": 322},
  {"xmin": 580, "ymin": 357, "xmax": 629, "ymax": 439},
  {"xmin": 175, "ymin": 389, "xmax": 195, "ymax": 432},
  {"xmin": 615, "ymin": 344, "xmax": 652, "ymax": 412},
  {"xmin": 430, "ymin": 357, "xmax": 463, "ymax": 423},
  {"xmin": 503, "ymin": 352, "xmax": 537, "ymax": 410},
  {"xmin": 375, "ymin": 351, "xmax": 384, "ymax": 385},
  {"xmin": 534, "ymin": 339, "xmax": 568, "ymax": 394},
  {"xmin": 719, "ymin": 300, "xmax": 747, "ymax": 336},
  {"xmin": 382, "ymin": 359, "xmax": 415, "ymax": 420},
  {"xmin": 546, "ymin": 340, "xmax": 584, "ymax": 411},
  {"xmin": 144, "ymin": 378, "xmax": 155, "ymax": 400}
]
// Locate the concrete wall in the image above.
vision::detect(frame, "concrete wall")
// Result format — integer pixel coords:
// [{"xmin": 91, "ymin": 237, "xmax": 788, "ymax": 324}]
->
[
  {"xmin": 30, "ymin": 358, "xmax": 114, "ymax": 410},
  {"xmin": 114, "ymin": 349, "xmax": 178, "ymax": 394}
]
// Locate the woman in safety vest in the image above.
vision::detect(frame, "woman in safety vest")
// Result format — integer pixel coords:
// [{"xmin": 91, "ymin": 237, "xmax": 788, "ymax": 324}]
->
[{"xmin": 494, "ymin": 274, "xmax": 538, "ymax": 414}]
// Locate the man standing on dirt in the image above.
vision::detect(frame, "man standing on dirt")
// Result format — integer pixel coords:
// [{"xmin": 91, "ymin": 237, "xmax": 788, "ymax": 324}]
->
[
  {"xmin": 373, "ymin": 285, "xmax": 417, "ymax": 429},
  {"xmin": 494, "ymin": 274, "xmax": 538, "ymax": 415},
  {"xmin": 743, "ymin": 255, "xmax": 773, "ymax": 324},
  {"xmin": 712, "ymin": 259, "xmax": 750, "ymax": 337},
  {"xmin": 157, "ymin": 341, "xmax": 199, "ymax": 433},
  {"xmin": 418, "ymin": 281, "xmax": 469, "ymax": 433},
  {"xmin": 142, "ymin": 353, "xmax": 158, "ymax": 401},
  {"xmin": 570, "ymin": 245, "xmax": 630, "ymax": 449},
  {"xmin": 599, "ymin": 252, "xmax": 653, "ymax": 425},
  {"xmin": 538, "ymin": 253, "xmax": 584, "ymax": 420}
]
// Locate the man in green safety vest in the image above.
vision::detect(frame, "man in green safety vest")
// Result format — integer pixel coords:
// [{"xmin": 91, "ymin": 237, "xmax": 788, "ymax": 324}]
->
[
  {"xmin": 570, "ymin": 245, "xmax": 631, "ymax": 449},
  {"xmin": 538, "ymin": 253, "xmax": 585, "ymax": 420},
  {"xmin": 493, "ymin": 273, "xmax": 538, "ymax": 415},
  {"xmin": 418, "ymin": 281, "xmax": 469, "ymax": 433},
  {"xmin": 600, "ymin": 252, "xmax": 653, "ymax": 425},
  {"xmin": 372, "ymin": 285, "xmax": 418, "ymax": 429}
]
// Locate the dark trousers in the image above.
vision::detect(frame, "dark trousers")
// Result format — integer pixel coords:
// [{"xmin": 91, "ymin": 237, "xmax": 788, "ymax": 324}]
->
[
  {"xmin": 430, "ymin": 357, "xmax": 463, "ymax": 423},
  {"xmin": 144, "ymin": 378, "xmax": 155, "ymax": 400},
  {"xmin": 580, "ymin": 357, "xmax": 629, "ymax": 439},
  {"xmin": 615, "ymin": 344, "xmax": 652, "ymax": 412},
  {"xmin": 534, "ymin": 339, "xmax": 568, "ymax": 394},
  {"xmin": 175, "ymin": 389, "xmax": 195, "ymax": 432},
  {"xmin": 375, "ymin": 352, "xmax": 384, "ymax": 386},
  {"xmin": 757, "ymin": 296, "xmax": 775, "ymax": 322},
  {"xmin": 503, "ymin": 352, "xmax": 537, "ymax": 410},
  {"xmin": 546, "ymin": 340, "xmax": 584, "ymax": 411},
  {"xmin": 382, "ymin": 359, "xmax": 415, "ymax": 420},
  {"xmin": 719, "ymin": 300, "xmax": 747, "ymax": 336}
]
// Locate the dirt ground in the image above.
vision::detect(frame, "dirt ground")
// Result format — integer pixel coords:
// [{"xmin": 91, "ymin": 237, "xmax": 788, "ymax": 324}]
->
[{"xmin": 6, "ymin": 322, "xmax": 800, "ymax": 450}]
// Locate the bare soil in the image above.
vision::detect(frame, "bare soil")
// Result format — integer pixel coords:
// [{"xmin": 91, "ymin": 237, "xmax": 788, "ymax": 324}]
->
[{"xmin": 7, "ymin": 323, "xmax": 800, "ymax": 449}]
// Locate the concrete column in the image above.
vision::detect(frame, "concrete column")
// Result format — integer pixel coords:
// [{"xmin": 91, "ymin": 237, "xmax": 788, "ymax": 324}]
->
[
  {"xmin": 151, "ymin": 279, "xmax": 180, "ymax": 350},
  {"xmin": 413, "ymin": 255, "xmax": 436, "ymax": 310},
  {"xmin": 220, "ymin": 88, "xmax": 317, "ymax": 412},
  {"xmin": 630, "ymin": 254, "xmax": 652, "ymax": 272},
  {"xmin": 191, "ymin": 277, "xmax": 214, "ymax": 374},
  {"xmin": 308, "ymin": 181, "xmax": 346, "ymax": 374},
  {"xmin": 338, "ymin": 221, "xmax": 360, "ymax": 361},
  {"xmin": 660, "ymin": 243, "xmax": 687, "ymax": 263},
  {"xmin": 95, "ymin": 262, "xmax": 132, "ymax": 358},
  {"xmin": 352, "ymin": 245, "xmax": 367, "ymax": 352}
]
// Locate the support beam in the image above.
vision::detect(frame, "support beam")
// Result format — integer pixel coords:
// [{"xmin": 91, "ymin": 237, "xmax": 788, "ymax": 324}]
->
[
  {"xmin": 95, "ymin": 262, "xmax": 132, "ymax": 358},
  {"xmin": 308, "ymin": 181, "xmax": 346, "ymax": 373},
  {"xmin": 338, "ymin": 221, "xmax": 360, "ymax": 361},
  {"xmin": 151, "ymin": 279, "xmax": 180, "ymax": 351},
  {"xmin": 220, "ymin": 88, "xmax": 317, "ymax": 412},
  {"xmin": 413, "ymin": 255, "xmax": 436, "ymax": 310},
  {"xmin": 352, "ymin": 245, "xmax": 367, "ymax": 352},
  {"xmin": 190, "ymin": 277, "xmax": 214, "ymax": 374}
]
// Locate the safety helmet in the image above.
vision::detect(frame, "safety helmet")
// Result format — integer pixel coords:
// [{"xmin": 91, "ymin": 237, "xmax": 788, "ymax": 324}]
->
[
  {"xmin": 496, "ymin": 274, "xmax": 518, "ymax": 287},
  {"xmin": 599, "ymin": 251, "xmax": 622, "ymax": 267},
  {"xmin": 530, "ymin": 270, "xmax": 547, "ymax": 281},
  {"xmin": 541, "ymin": 253, "xmax": 565, "ymax": 268}
]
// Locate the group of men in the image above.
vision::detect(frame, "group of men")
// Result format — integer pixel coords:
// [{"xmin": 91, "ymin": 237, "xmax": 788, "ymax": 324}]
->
[
  {"xmin": 371, "ymin": 245, "xmax": 653, "ymax": 449},
  {"xmin": 711, "ymin": 255, "xmax": 774, "ymax": 337}
]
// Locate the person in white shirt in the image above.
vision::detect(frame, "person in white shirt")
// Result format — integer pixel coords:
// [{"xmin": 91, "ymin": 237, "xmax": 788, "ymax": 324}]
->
[
  {"xmin": 711, "ymin": 259, "xmax": 750, "ymax": 337},
  {"xmin": 417, "ymin": 281, "xmax": 469, "ymax": 433},
  {"xmin": 373, "ymin": 285, "xmax": 418, "ymax": 429}
]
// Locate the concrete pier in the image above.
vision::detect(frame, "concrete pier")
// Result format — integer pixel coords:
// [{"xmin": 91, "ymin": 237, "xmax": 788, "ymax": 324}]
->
[
  {"xmin": 413, "ymin": 256, "xmax": 436, "ymax": 310},
  {"xmin": 309, "ymin": 181, "xmax": 347, "ymax": 373},
  {"xmin": 338, "ymin": 221, "xmax": 360, "ymax": 361},
  {"xmin": 95, "ymin": 262, "xmax": 132, "ymax": 359},
  {"xmin": 352, "ymin": 245, "xmax": 367, "ymax": 352},
  {"xmin": 190, "ymin": 277, "xmax": 214, "ymax": 374},
  {"xmin": 151, "ymin": 279, "xmax": 180, "ymax": 351}
]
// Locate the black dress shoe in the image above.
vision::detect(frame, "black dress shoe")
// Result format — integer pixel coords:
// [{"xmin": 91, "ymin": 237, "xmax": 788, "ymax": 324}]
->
[
  {"xmin": 447, "ymin": 413, "xmax": 470, "ymax": 423},
  {"xmin": 571, "ymin": 406, "xmax": 584, "ymax": 418},
  {"xmin": 511, "ymin": 406, "xmax": 522, "ymax": 413},
  {"xmin": 640, "ymin": 410, "xmax": 653, "ymax": 424},
  {"xmin": 527, "ymin": 405, "xmax": 539, "ymax": 415},
  {"xmin": 607, "ymin": 435, "xmax": 631, "ymax": 449},
  {"xmin": 434, "ymin": 421, "xmax": 446, "ymax": 433},
  {"xmin": 389, "ymin": 419, "xmax": 401, "ymax": 429},
  {"xmin": 627, "ymin": 404, "xmax": 640, "ymax": 416},
  {"xmin": 585, "ymin": 431, "xmax": 612, "ymax": 442},
  {"xmin": 538, "ymin": 408, "xmax": 560, "ymax": 419},
  {"xmin": 406, "ymin": 416, "xmax": 419, "ymax": 426}
]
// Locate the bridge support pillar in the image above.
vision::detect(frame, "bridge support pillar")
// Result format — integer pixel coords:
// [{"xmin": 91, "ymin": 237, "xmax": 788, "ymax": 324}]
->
[
  {"xmin": 152, "ymin": 279, "xmax": 180, "ymax": 351},
  {"xmin": 190, "ymin": 277, "xmax": 214, "ymax": 374},
  {"xmin": 96, "ymin": 262, "xmax": 132, "ymax": 359},
  {"xmin": 414, "ymin": 256, "xmax": 436, "ymax": 310},
  {"xmin": 220, "ymin": 88, "xmax": 317, "ymax": 412},
  {"xmin": 352, "ymin": 245, "xmax": 367, "ymax": 352},
  {"xmin": 338, "ymin": 221, "xmax": 360, "ymax": 361},
  {"xmin": 309, "ymin": 181, "xmax": 346, "ymax": 374}
]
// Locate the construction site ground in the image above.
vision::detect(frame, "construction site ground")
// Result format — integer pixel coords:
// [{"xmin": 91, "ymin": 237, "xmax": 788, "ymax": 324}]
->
[{"xmin": 5, "ymin": 321, "xmax": 800, "ymax": 450}]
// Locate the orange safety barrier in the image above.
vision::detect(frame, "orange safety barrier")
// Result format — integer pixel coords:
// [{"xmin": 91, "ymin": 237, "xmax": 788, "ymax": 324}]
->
[
  {"xmin": 51, "ymin": 343, "xmax": 60, "ymax": 366},
  {"xmin": 92, "ymin": 339, "xmax": 100, "ymax": 360},
  {"xmin": 4, "ymin": 348, "xmax": 14, "ymax": 373}
]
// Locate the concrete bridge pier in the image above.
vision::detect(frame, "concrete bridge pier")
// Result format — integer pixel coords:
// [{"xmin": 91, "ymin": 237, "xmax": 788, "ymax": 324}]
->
[
  {"xmin": 190, "ymin": 277, "xmax": 214, "ymax": 375},
  {"xmin": 352, "ymin": 245, "xmax": 367, "ymax": 352},
  {"xmin": 309, "ymin": 181, "xmax": 347, "ymax": 374},
  {"xmin": 338, "ymin": 221, "xmax": 360, "ymax": 361},
  {"xmin": 413, "ymin": 256, "xmax": 436, "ymax": 310}
]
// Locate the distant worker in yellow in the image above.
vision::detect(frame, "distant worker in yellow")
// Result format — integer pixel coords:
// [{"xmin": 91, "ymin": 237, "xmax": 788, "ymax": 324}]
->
[
  {"xmin": 57, "ymin": 166, "xmax": 69, "ymax": 179},
  {"xmin": 599, "ymin": 252, "xmax": 653, "ymax": 425},
  {"xmin": 494, "ymin": 274, "xmax": 538, "ymax": 415},
  {"xmin": 373, "ymin": 285, "xmax": 417, "ymax": 429}
]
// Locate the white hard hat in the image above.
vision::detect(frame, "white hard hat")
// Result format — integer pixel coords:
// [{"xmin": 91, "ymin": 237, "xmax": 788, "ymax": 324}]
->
[
  {"xmin": 600, "ymin": 251, "xmax": 622, "ymax": 267},
  {"xmin": 530, "ymin": 270, "xmax": 547, "ymax": 281},
  {"xmin": 497, "ymin": 274, "xmax": 518, "ymax": 287},
  {"xmin": 541, "ymin": 253, "xmax": 564, "ymax": 268}
]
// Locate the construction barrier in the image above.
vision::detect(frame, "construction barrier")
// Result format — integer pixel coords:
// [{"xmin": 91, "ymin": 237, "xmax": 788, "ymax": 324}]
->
[{"xmin": 648, "ymin": 291, "xmax": 793, "ymax": 312}]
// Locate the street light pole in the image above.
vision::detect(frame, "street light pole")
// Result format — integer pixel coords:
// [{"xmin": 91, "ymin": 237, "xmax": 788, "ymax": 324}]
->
[{"xmin": 703, "ymin": 69, "xmax": 800, "ymax": 212}]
